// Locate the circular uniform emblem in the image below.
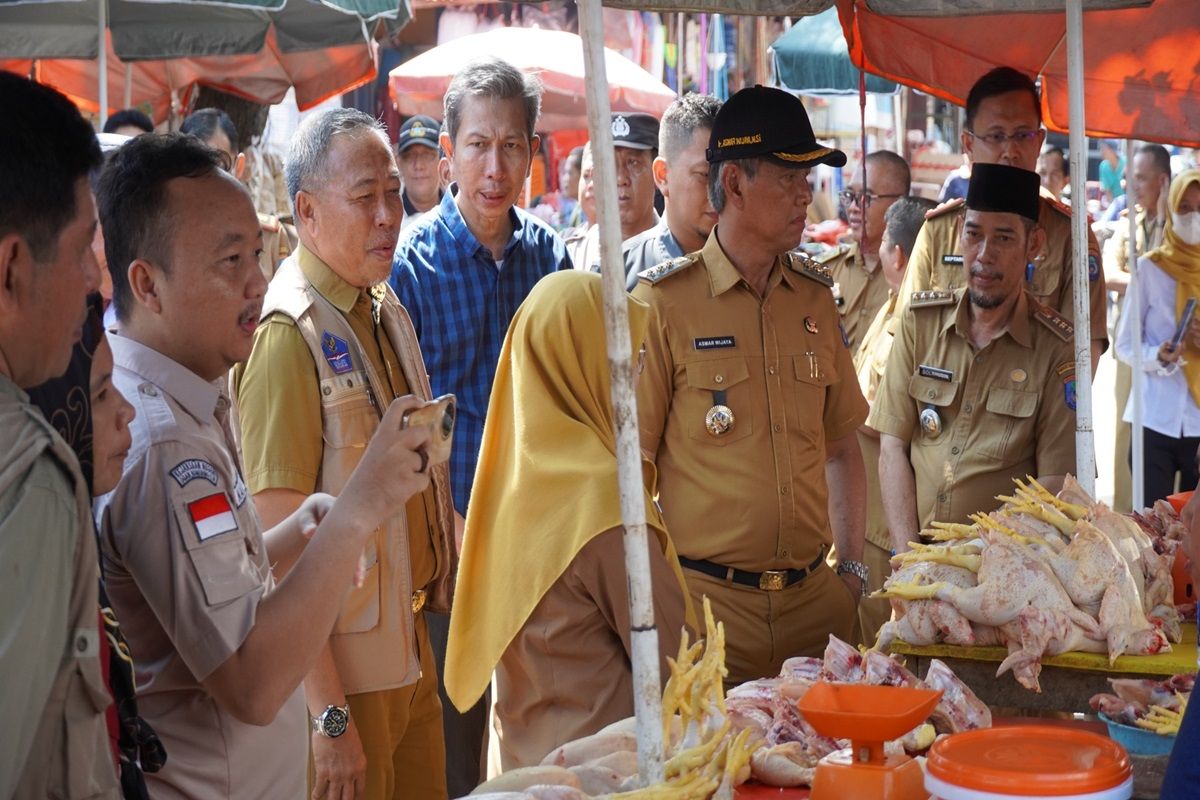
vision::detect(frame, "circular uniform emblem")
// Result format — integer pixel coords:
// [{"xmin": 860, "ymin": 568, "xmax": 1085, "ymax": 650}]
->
[
  {"xmin": 705, "ymin": 404, "xmax": 735, "ymax": 437},
  {"xmin": 1010, "ymin": 368, "xmax": 1027, "ymax": 383},
  {"xmin": 612, "ymin": 115, "xmax": 631, "ymax": 138},
  {"xmin": 919, "ymin": 406, "xmax": 942, "ymax": 437},
  {"xmin": 804, "ymin": 316, "xmax": 819, "ymax": 334},
  {"xmin": 410, "ymin": 121, "xmax": 426, "ymax": 138}
]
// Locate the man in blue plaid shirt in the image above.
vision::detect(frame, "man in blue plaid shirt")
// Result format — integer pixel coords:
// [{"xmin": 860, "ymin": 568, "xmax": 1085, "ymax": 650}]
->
[{"xmin": 389, "ymin": 56, "xmax": 571, "ymax": 795}]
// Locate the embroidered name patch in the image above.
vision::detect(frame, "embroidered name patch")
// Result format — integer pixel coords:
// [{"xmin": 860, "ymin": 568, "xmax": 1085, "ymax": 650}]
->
[
  {"xmin": 941, "ymin": 254, "xmax": 964, "ymax": 266},
  {"xmin": 694, "ymin": 336, "xmax": 736, "ymax": 351},
  {"xmin": 321, "ymin": 331, "xmax": 353, "ymax": 375},
  {"xmin": 918, "ymin": 364, "xmax": 954, "ymax": 382},
  {"xmin": 170, "ymin": 459, "xmax": 218, "ymax": 488},
  {"xmin": 188, "ymin": 493, "xmax": 238, "ymax": 542}
]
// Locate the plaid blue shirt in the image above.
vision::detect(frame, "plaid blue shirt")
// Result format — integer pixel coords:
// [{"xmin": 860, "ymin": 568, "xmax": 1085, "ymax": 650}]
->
[{"xmin": 391, "ymin": 186, "xmax": 572, "ymax": 514}]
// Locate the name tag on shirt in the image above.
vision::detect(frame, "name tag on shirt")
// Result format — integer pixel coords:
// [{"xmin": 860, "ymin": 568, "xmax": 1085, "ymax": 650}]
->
[
  {"xmin": 694, "ymin": 336, "xmax": 736, "ymax": 351},
  {"xmin": 942, "ymin": 255, "xmax": 964, "ymax": 266},
  {"xmin": 188, "ymin": 493, "xmax": 239, "ymax": 541},
  {"xmin": 919, "ymin": 365, "xmax": 954, "ymax": 382}
]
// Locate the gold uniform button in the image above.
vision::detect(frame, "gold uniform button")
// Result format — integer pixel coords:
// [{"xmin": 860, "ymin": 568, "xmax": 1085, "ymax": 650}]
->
[
  {"xmin": 768, "ymin": 366, "xmax": 776, "ymax": 375},
  {"xmin": 714, "ymin": 375, "xmax": 724, "ymax": 384},
  {"xmin": 951, "ymin": 446, "xmax": 960, "ymax": 455}
]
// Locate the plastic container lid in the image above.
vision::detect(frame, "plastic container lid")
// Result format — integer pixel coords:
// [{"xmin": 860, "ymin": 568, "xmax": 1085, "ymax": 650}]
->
[{"xmin": 926, "ymin": 725, "xmax": 1132, "ymax": 796}]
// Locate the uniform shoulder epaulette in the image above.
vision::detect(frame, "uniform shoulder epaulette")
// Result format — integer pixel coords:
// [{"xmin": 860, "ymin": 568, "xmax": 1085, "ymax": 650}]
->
[
  {"xmin": 909, "ymin": 289, "xmax": 955, "ymax": 308},
  {"xmin": 1042, "ymin": 193, "xmax": 1072, "ymax": 218},
  {"xmin": 1034, "ymin": 303, "xmax": 1075, "ymax": 341},
  {"xmin": 925, "ymin": 197, "xmax": 965, "ymax": 220},
  {"xmin": 786, "ymin": 252, "xmax": 834, "ymax": 287},
  {"xmin": 638, "ymin": 255, "xmax": 698, "ymax": 285},
  {"xmin": 813, "ymin": 244, "xmax": 848, "ymax": 265}
]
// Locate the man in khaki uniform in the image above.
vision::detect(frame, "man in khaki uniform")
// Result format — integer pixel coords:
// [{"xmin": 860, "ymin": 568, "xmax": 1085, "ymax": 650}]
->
[
  {"xmin": 894, "ymin": 68, "xmax": 1107, "ymax": 368},
  {"xmin": 232, "ymin": 109, "xmax": 454, "ymax": 800},
  {"xmin": 818, "ymin": 150, "xmax": 910, "ymax": 357},
  {"xmin": 852, "ymin": 195, "xmax": 935, "ymax": 643},
  {"xmin": 1103, "ymin": 144, "xmax": 1171, "ymax": 512},
  {"xmin": 871, "ymin": 163, "xmax": 1077, "ymax": 551},
  {"xmin": 0, "ymin": 73, "xmax": 119, "ymax": 800},
  {"xmin": 636, "ymin": 85, "xmax": 869, "ymax": 683},
  {"xmin": 95, "ymin": 133, "xmax": 434, "ymax": 799}
]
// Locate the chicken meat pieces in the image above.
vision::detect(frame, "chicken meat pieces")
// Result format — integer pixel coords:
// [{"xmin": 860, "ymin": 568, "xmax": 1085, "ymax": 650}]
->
[
  {"xmin": 994, "ymin": 605, "xmax": 1105, "ymax": 692},
  {"xmin": 924, "ymin": 658, "xmax": 992, "ymax": 733}
]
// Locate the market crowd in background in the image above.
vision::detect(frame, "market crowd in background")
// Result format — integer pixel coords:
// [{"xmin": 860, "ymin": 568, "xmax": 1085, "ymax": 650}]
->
[{"xmin": 3, "ymin": 43, "xmax": 1200, "ymax": 800}]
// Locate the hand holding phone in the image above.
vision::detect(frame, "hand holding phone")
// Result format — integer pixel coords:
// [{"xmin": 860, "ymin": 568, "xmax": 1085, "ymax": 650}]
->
[{"xmin": 401, "ymin": 394, "xmax": 456, "ymax": 470}]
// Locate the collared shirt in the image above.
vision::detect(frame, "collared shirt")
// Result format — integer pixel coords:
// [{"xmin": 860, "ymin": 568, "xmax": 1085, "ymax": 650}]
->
[
  {"xmin": 896, "ymin": 190, "xmax": 1108, "ymax": 346},
  {"xmin": 97, "ymin": 333, "xmax": 306, "ymax": 800},
  {"xmin": 1115, "ymin": 256, "xmax": 1200, "ymax": 437},
  {"xmin": 634, "ymin": 229, "xmax": 868, "ymax": 571},
  {"xmin": 621, "ymin": 219, "xmax": 685, "ymax": 291},
  {"xmin": 231, "ymin": 244, "xmax": 437, "ymax": 590},
  {"xmin": 1104, "ymin": 206, "xmax": 1165, "ymax": 276},
  {"xmin": 853, "ymin": 293, "xmax": 899, "ymax": 553},
  {"xmin": 568, "ymin": 214, "xmax": 662, "ymax": 280},
  {"xmin": 868, "ymin": 290, "xmax": 1078, "ymax": 529},
  {"xmin": 820, "ymin": 242, "xmax": 891, "ymax": 358},
  {"xmin": 391, "ymin": 185, "xmax": 572, "ymax": 513}
]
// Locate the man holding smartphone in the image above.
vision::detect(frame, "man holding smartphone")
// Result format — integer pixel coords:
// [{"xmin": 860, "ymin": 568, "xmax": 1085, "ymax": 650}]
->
[{"xmin": 231, "ymin": 108, "xmax": 455, "ymax": 800}]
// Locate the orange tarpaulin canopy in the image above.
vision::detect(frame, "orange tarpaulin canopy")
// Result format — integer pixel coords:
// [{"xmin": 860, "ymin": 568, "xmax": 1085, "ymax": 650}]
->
[{"xmin": 837, "ymin": 0, "xmax": 1200, "ymax": 147}]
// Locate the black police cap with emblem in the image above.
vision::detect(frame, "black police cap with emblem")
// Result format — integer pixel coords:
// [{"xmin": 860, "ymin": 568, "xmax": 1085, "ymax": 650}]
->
[
  {"xmin": 398, "ymin": 115, "xmax": 440, "ymax": 153},
  {"xmin": 611, "ymin": 112, "xmax": 659, "ymax": 151},
  {"xmin": 965, "ymin": 162, "xmax": 1041, "ymax": 223},
  {"xmin": 706, "ymin": 85, "xmax": 846, "ymax": 169}
]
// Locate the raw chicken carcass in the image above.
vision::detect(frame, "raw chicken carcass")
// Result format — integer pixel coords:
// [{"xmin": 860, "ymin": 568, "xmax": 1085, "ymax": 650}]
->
[
  {"xmin": 876, "ymin": 563, "xmax": 977, "ymax": 650},
  {"xmin": 778, "ymin": 656, "xmax": 823, "ymax": 682},
  {"xmin": 1089, "ymin": 692, "xmax": 1147, "ymax": 726},
  {"xmin": 1057, "ymin": 474, "xmax": 1099, "ymax": 511},
  {"xmin": 539, "ymin": 732, "xmax": 635, "ymax": 768},
  {"xmin": 471, "ymin": 768, "xmax": 580, "ymax": 796},
  {"xmin": 994, "ymin": 606, "xmax": 1105, "ymax": 691},
  {"xmin": 749, "ymin": 745, "xmax": 816, "ymax": 787},
  {"xmin": 923, "ymin": 658, "xmax": 992, "ymax": 733},
  {"xmin": 819, "ymin": 635, "xmax": 864, "ymax": 682}
]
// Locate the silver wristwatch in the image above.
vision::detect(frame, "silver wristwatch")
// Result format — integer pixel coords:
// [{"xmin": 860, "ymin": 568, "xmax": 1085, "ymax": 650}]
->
[
  {"xmin": 311, "ymin": 704, "xmax": 351, "ymax": 738},
  {"xmin": 836, "ymin": 559, "xmax": 870, "ymax": 596}
]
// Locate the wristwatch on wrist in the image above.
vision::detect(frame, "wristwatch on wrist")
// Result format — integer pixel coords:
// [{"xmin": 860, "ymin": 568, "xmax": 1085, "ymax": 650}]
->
[
  {"xmin": 311, "ymin": 704, "xmax": 351, "ymax": 738},
  {"xmin": 836, "ymin": 560, "xmax": 870, "ymax": 596}
]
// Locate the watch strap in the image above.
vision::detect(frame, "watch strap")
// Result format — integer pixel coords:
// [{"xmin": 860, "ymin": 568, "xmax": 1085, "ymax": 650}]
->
[{"xmin": 836, "ymin": 559, "xmax": 870, "ymax": 596}]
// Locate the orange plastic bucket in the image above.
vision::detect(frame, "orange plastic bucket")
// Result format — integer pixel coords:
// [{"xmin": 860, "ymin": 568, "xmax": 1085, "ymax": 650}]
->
[{"xmin": 926, "ymin": 725, "xmax": 1132, "ymax": 799}]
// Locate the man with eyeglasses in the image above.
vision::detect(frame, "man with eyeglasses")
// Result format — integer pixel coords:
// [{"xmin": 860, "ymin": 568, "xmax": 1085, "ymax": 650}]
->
[
  {"xmin": 816, "ymin": 150, "xmax": 910, "ymax": 357},
  {"xmin": 895, "ymin": 67, "xmax": 1106, "ymax": 367}
]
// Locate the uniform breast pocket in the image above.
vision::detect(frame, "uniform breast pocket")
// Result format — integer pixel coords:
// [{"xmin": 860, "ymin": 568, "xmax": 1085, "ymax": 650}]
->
[
  {"xmin": 684, "ymin": 357, "xmax": 754, "ymax": 445},
  {"xmin": 321, "ymin": 373, "xmax": 378, "ymax": 450},
  {"xmin": 175, "ymin": 496, "xmax": 263, "ymax": 607},
  {"xmin": 983, "ymin": 387, "xmax": 1039, "ymax": 462},
  {"xmin": 792, "ymin": 353, "xmax": 837, "ymax": 441},
  {"xmin": 907, "ymin": 374, "xmax": 960, "ymax": 446},
  {"xmin": 48, "ymin": 660, "xmax": 119, "ymax": 800},
  {"xmin": 333, "ymin": 535, "xmax": 381, "ymax": 635}
]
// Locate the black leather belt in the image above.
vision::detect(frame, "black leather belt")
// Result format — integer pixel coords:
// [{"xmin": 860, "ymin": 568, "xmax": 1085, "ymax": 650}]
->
[{"xmin": 679, "ymin": 549, "xmax": 826, "ymax": 591}]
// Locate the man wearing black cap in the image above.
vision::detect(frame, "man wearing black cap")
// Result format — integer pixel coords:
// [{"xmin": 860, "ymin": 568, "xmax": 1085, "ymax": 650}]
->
[
  {"xmin": 397, "ymin": 115, "xmax": 443, "ymax": 230},
  {"xmin": 870, "ymin": 162, "xmax": 1077, "ymax": 554},
  {"xmin": 565, "ymin": 111, "xmax": 660, "ymax": 272},
  {"xmin": 634, "ymin": 85, "xmax": 870, "ymax": 681}
]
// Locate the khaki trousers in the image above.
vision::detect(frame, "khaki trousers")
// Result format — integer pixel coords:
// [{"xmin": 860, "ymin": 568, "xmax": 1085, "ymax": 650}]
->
[
  {"xmin": 685, "ymin": 562, "xmax": 858, "ymax": 685},
  {"xmin": 309, "ymin": 614, "xmax": 446, "ymax": 800},
  {"xmin": 857, "ymin": 540, "xmax": 894, "ymax": 648}
]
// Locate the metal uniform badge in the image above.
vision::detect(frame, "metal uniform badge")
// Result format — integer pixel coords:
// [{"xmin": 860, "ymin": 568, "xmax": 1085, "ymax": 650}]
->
[
  {"xmin": 706, "ymin": 388, "xmax": 734, "ymax": 436},
  {"xmin": 919, "ymin": 405, "xmax": 942, "ymax": 437},
  {"xmin": 612, "ymin": 115, "xmax": 631, "ymax": 138},
  {"xmin": 804, "ymin": 316, "xmax": 819, "ymax": 334}
]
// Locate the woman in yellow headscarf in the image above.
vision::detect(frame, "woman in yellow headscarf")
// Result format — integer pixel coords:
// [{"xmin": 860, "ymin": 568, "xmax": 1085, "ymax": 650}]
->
[
  {"xmin": 444, "ymin": 271, "xmax": 695, "ymax": 772},
  {"xmin": 1116, "ymin": 169, "xmax": 1200, "ymax": 508}
]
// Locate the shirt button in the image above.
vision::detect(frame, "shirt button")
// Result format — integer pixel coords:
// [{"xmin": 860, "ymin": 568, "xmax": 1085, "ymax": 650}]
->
[
  {"xmin": 768, "ymin": 366, "xmax": 776, "ymax": 375},
  {"xmin": 140, "ymin": 385, "xmax": 158, "ymax": 397},
  {"xmin": 951, "ymin": 446, "xmax": 960, "ymax": 455},
  {"xmin": 964, "ymin": 403, "xmax": 973, "ymax": 414},
  {"xmin": 773, "ymin": 423, "xmax": 782, "ymax": 432},
  {"xmin": 714, "ymin": 375, "xmax": 724, "ymax": 384},
  {"xmin": 781, "ymin": 486, "xmax": 790, "ymax": 496},
  {"xmin": 781, "ymin": 549, "xmax": 791, "ymax": 558},
  {"xmin": 938, "ymin": 493, "xmax": 947, "ymax": 503},
  {"xmin": 75, "ymin": 634, "xmax": 88, "ymax": 653},
  {"xmin": 927, "ymin": 389, "xmax": 936, "ymax": 399}
]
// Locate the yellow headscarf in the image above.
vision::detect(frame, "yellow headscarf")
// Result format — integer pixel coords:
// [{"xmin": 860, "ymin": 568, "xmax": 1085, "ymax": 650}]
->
[
  {"xmin": 1146, "ymin": 169, "xmax": 1200, "ymax": 405},
  {"xmin": 444, "ymin": 271, "xmax": 695, "ymax": 713}
]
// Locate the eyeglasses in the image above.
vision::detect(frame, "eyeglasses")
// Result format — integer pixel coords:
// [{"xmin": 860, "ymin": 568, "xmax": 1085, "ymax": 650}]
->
[
  {"xmin": 839, "ymin": 189, "xmax": 903, "ymax": 208},
  {"xmin": 966, "ymin": 128, "xmax": 1042, "ymax": 148}
]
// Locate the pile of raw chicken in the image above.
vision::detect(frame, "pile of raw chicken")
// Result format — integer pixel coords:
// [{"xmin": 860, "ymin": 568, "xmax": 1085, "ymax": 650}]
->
[
  {"xmin": 467, "ymin": 600, "xmax": 990, "ymax": 798},
  {"xmin": 876, "ymin": 476, "xmax": 1188, "ymax": 691}
]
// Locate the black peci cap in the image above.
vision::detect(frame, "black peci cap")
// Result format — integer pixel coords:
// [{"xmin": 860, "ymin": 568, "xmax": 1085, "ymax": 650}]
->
[
  {"xmin": 706, "ymin": 85, "xmax": 846, "ymax": 169},
  {"xmin": 611, "ymin": 112, "xmax": 659, "ymax": 151},
  {"xmin": 966, "ymin": 162, "xmax": 1041, "ymax": 223},
  {"xmin": 398, "ymin": 115, "xmax": 440, "ymax": 152}
]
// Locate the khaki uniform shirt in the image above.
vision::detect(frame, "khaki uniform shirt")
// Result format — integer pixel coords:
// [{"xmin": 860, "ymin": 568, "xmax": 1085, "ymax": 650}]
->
[
  {"xmin": 1104, "ymin": 206, "xmax": 1164, "ymax": 276},
  {"xmin": 97, "ymin": 333, "xmax": 306, "ymax": 800},
  {"xmin": 232, "ymin": 248, "xmax": 437, "ymax": 596},
  {"xmin": 0, "ymin": 378, "xmax": 118, "ymax": 800},
  {"xmin": 895, "ymin": 191, "xmax": 1107, "ymax": 346},
  {"xmin": 853, "ymin": 292, "xmax": 899, "ymax": 552},
  {"xmin": 634, "ymin": 229, "xmax": 868, "ymax": 570},
  {"xmin": 819, "ymin": 242, "xmax": 891, "ymax": 358},
  {"xmin": 868, "ymin": 289, "xmax": 1078, "ymax": 529},
  {"xmin": 494, "ymin": 527, "xmax": 685, "ymax": 771}
]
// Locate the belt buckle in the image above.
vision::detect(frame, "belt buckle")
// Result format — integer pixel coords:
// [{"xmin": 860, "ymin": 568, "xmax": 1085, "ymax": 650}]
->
[
  {"xmin": 411, "ymin": 589, "xmax": 426, "ymax": 614},
  {"xmin": 758, "ymin": 570, "xmax": 787, "ymax": 591}
]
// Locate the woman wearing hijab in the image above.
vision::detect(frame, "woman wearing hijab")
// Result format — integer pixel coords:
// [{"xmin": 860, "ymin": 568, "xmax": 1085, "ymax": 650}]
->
[
  {"xmin": 444, "ymin": 271, "xmax": 695, "ymax": 771},
  {"xmin": 27, "ymin": 294, "xmax": 164, "ymax": 799},
  {"xmin": 1116, "ymin": 169, "xmax": 1200, "ymax": 509}
]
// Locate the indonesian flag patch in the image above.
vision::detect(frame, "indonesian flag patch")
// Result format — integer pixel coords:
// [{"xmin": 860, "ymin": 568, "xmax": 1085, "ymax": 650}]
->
[{"xmin": 188, "ymin": 493, "xmax": 238, "ymax": 541}]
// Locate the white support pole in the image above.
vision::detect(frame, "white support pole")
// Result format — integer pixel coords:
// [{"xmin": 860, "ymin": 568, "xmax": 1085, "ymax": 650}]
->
[
  {"xmin": 577, "ymin": 0, "xmax": 665, "ymax": 786},
  {"xmin": 97, "ymin": 0, "xmax": 108, "ymax": 127},
  {"xmin": 1126, "ymin": 139, "xmax": 1145, "ymax": 508},
  {"xmin": 123, "ymin": 61, "xmax": 133, "ymax": 109},
  {"xmin": 1066, "ymin": 0, "xmax": 1096, "ymax": 496}
]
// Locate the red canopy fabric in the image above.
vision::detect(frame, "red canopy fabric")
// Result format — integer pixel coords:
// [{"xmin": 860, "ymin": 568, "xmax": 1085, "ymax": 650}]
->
[{"xmin": 838, "ymin": 0, "xmax": 1200, "ymax": 147}]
